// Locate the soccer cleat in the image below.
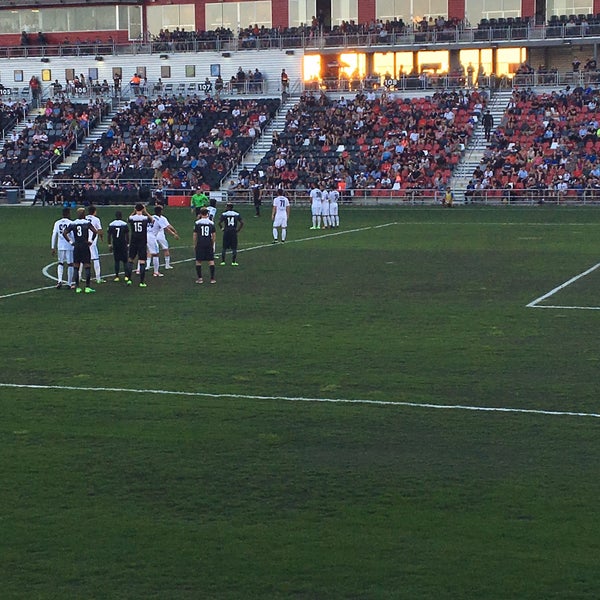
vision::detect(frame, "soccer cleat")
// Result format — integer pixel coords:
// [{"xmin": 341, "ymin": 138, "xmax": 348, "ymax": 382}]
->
[
  {"xmin": 195, "ymin": 278, "xmax": 203, "ymax": 284},
  {"xmin": 135, "ymin": 270, "xmax": 140, "ymax": 275},
  {"xmin": 310, "ymin": 226, "xmax": 316, "ymax": 230},
  {"xmin": 84, "ymin": 287, "xmax": 96, "ymax": 294},
  {"xmin": 210, "ymin": 279, "xmax": 216, "ymax": 284},
  {"xmin": 56, "ymin": 282, "xmax": 62, "ymax": 289},
  {"xmin": 165, "ymin": 265, "xmax": 174, "ymax": 270},
  {"xmin": 272, "ymin": 240, "xmax": 278, "ymax": 244},
  {"xmin": 153, "ymin": 272, "xmax": 164, "ymax": 277},
  {"xmin": 75, "ymin": 287, "xmax": 82, "ymax": 294},
  {"xmin": 96, "ymin": 279, "xmax": 106, "ymax": 284},
  {"xmin": 126, "ymin": 279, "xmax": 132, "ymax": 286},
  {"xmin": 70, "ymin": 284, "xmax": 77, "ymax": 290},
  {"xmin": 113, "ymin": 277, "xmax": 120, "ymax": 282},
  {"xmin": 220, "ymin": 261, "xmax": 226, "ymax": 266},
  {"xmin": 139, "ymin": 282, "xmax": 147, "ymax": 288},
  {"xmin": 232, "ymin": 262, "xmax": 239, "ymax": 266}
]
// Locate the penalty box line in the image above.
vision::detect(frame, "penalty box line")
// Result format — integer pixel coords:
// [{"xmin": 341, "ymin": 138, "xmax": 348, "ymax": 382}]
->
[
  {"xmin": 526, "ymin": 261, "xmax": 600, "ymax": 309},
  {"xmin": 1, "ymin": 382, "xmax": 600, "ymax": 420}
]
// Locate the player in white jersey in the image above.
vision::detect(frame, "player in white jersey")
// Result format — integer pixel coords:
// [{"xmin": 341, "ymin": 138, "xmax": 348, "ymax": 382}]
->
[
  {"xmin": 328, "ymin": 187, "xmax": 340, "ymax": 227},
  {"xmin": 320, "ymin": 185, "xmax": 331, "ymax": 229},
  {"xmin": 146, "ymin": 205, "xmax": 179, "ymax": 276},
  {"xmin": 51, "ymin": 207, "xmax": 74, "ymax": 289},
  {"xmin": 154, "ymin": 205, "xmax": 179, "ymax": 270},
  {"xmin": 272, "ymin": 188, "xmax": 290, "ymax": 243},
  {"xmin": 86, "ymin": 205, "xmax": 104, "ymax": 283},
  {"xmin": 207, "ymin": 199, "xmax": 217, "ymax": 222},
  {"xmin": 309, "ymin": 183, "xmax": 322, "ymax": 229}
]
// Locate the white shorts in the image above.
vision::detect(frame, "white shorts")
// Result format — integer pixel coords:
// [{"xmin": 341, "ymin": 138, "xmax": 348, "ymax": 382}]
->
[
  {"xmin": 330, "ymin": 204, "xmax": 339, "ymax": 216},
  {"xmin": 311, "ymin": 203, "xmax": 321, "ymax": 217},
  {"xmin": 320, "ymin": 207, "xmax": 330, "ymax": 217},
  {"xmin": 90, "ymin": 242, "xmax": 99, "ymax": 261},
  {"xmin": 147, "ymin": 235, "xmax": 160, "ymax": 255},
  {"xmin": 273, "ymin": 214, "xmax": 288, "ymax": 228},
  {"xmin": 156, "ymin": 233, "xmax": 169, "ymax": 250},
  {"xmin": 58, "ymin": 248, "xmax": 74, "ymax": 264}
]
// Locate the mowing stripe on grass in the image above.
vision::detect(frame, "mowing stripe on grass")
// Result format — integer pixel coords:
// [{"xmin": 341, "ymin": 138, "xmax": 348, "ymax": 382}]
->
[
  {"xmin": 526, "ymin": 261, "xmax": 600, "ymax": 308},
  {"xmin": 1, "ymin": 382, "xmax": 599, "ymax": 419}
]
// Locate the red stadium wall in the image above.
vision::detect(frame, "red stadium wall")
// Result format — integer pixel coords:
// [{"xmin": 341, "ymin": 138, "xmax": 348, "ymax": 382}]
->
[
  {"xmin": 447, "ymin": 0, "xmax": 465, "ymax": 21},
  {"xmin": 358, "ymin": 0, "xmax": 376, "ymax": 25}
]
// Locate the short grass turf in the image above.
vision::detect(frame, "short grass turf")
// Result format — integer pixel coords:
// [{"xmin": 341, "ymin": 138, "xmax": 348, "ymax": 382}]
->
[{"xmin": 1, "ymin": 204, "xmax": 600, "ymax": 599}]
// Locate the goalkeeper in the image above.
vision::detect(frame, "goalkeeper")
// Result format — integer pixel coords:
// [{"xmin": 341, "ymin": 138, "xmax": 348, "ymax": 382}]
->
[{"xmin": 191, "ymin": 188, "xmax": 210, "ymax": 216}]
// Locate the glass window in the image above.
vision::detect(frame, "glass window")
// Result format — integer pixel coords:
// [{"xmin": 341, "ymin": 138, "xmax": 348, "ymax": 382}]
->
[
  {"xmin": 146, "ymin": 4, "xmax": 195, "ymax": 36},
  {"xmin": 0, "ymin": 11, "xmax": 20, "ymax": 34},
  {"xmin": 40, "ymin": 9, "xmax": 68, "ymax": 34},
  {"xmin": 466, "ymin": 0, "xmax": 520, "ymax": 25},
  {"xmin": 205, "ymin": 2, "xmax": 272, "ymax": 31},
  {"xmin": 331, "ymin": 0, "xmax": 358, "ymax": 26},
  {"xmin": 289, "ymin": 0, "xmax": 317, "ymax": 27},
  {"xmin": 547, "ymin": 0, "xmax": 593, "ymax": 17}
]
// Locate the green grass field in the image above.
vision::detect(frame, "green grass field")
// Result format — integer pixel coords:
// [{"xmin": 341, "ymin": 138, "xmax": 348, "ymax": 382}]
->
[{"xmin": 1, "ymin": 204, "xmax": 600, "ymax": 599}]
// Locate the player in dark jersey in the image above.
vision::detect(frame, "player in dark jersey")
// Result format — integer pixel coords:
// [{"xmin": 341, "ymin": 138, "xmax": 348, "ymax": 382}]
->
[
  {"xmin": 107, "ymin": 210, "xmax": 130, "ymax": 282},
  {"xmin": 218, "ymin": 202, "xmax": 244, "ymax": 266},
  {"xmin": 124, "ymin": 203, "xmax": 153, "ymax": 287},
  {"xmin": 193, "ymin": 207, "xmax": 216, "ymax": 284},
  {"xmin": 62, "ymin": 207, "xmax": 98, "ymax": 294}
]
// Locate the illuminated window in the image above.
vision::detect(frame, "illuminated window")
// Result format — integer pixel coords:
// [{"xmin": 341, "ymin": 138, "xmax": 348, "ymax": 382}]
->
[
  {"xmin": 205, "ymin": 2, "xmax": 272, "ymax": 31},
  {"xmin": 289, "ymin": 0, "xmax": 317, "ymax": 27}
]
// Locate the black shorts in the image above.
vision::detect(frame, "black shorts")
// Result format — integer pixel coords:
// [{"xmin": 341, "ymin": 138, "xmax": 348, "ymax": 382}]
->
[
  {"xmin": 73, "ymin": 244, "xmax": 91, "ymax": 265},
  {"xmin": 222, "ymin": 231, "xmax": 238, "ymax": 251},
  {"xmin": 113, "ymin": 245, "xmax": 128, "ymax": 263},
  {"xmin": 195, "ymin": 244, "xmax": 214, "ymax": 262},
  {"xmin": 128, "ymin": 239, "xmax": 147, "ymax": 261}
]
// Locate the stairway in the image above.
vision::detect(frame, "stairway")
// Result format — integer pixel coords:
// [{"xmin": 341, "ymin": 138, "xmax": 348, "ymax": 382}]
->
[
  {"xmin": 220, "ymin": 94, "xmax": 298, "ymax": 190},
  {"xmin": 450, "ymin": 89, "xmax": 513, "ymax": 201}
]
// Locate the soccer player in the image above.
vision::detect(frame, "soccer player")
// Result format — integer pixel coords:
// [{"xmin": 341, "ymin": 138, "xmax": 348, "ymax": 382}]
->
[
  {"xmin": 147, "ymin": 204, "xmax": 179, "ymax": 277},
  {"xmin": 272, "ymin": 187, "xmax": 290, "ymax": 243},
  {"xmin": 193, "ymin": 207, "xmax": 216, "ymax": 284},
  {"xmin": 63, "ymin": 207, "xmax": 97, "ymax": 294},
  {"xmin": 125, "ymin": 203, "xmax": 153, "ymax": 287},
  {"xmin": 328, "ymin": 186, "xmax": 340, "ymax": 228},
  {"xmin": 218, "ymin": 202, "xmax": 244, "ymax": 266},
  {"xmin": 309, "ymin": 182, "xmax": 322, "ymax": 229},
  {"xmin": 86, "ymin": 205, "xmax": 105, "ymax": 284},
  {"xmin": 320, "ymin": 183, "xmax": 331, "ymax": 229},
  {"xmin": 206, "ymin": 197, "xmax": 217, "ymax": 222},
  {"xmin": 51, "ymin": 207, "xmax": 74, "ymax": 289},
  {"xmin": 106, "ymin": 210, "xmax": 129, "ymax": 282}
]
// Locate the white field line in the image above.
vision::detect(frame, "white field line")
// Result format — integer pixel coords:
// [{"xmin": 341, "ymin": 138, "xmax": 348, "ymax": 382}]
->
[
  {"xmin": 1, "ymin": 382, "xmax": 599, "ymax": 419},
  {"xmin": 526, "ymin": 262, "xmax": 600, "ymax": 308}
]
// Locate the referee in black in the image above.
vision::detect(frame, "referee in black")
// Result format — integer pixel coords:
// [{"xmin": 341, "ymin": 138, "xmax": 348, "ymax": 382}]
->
[{"xmin": 218, "ymin": 202, "xmax": 244, "ymax": 266}]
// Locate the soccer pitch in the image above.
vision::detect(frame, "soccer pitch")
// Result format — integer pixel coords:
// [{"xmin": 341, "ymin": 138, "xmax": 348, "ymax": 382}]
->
[{"xmin": 1, "ymin": 205, "xmax": 600, "ymax": 599}]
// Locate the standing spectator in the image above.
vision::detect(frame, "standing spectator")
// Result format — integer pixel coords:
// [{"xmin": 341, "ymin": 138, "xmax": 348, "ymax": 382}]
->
[
  {"xmin": 51, "ymin": 207, "xmax": 74, "ymax": 289},
  {"xmin": 106, "ymin": 210, "xmax": 129, "ymax": 282},
  {"xmin": 193, "ymin": 207, "xmax": 216, "ymax": 284},
  {"xmin": 130, "ymin": 73, "xmax": 141, "ymax": 96},
  {"xmin": 113, "ymin": 71, "xmax": 121, "ymax": 95},
  {"xmin": 482, "ymin": 109, "xmax": 494, "ymax": 142},
  {"xmin": 218, "ymin": 202, "xmax": 244, "ymax": 266},
  {"xmin": 272, "ymin": 187, "xmax": 290, "ymax": 243},
  {"xmin": 281, "ymin": 68, "xmax": 289, "ymax": 93},
  {"xmin": 29, "ymin": 76, "xmax": 41, "ymax": 107}
]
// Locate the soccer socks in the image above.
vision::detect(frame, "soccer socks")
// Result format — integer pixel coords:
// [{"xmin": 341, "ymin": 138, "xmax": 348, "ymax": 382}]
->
[
  {"xmin": 273, "ymin": 228, "xmax": 278, "ymax": 241},
  {"xmin": 114, "ymin": 260, "xmax": 120, "ymax": 277},
  {"xmin": 84, "ymin": 266, "xmax": 91, "ymax": 287},
  {"xmin": 139, "ymin": 263, "xmax": 146, "ymax": 283},
  {"xmin": 210, "ymin": 265, "xmax": 215, "ymax": 280},
  {"xmin": 312, "ymin": 215, "xmax": 317, "ymax": 228},
  {"xmin": 126, "ymin": 261, "xmax": 134, "ymax": 279},
  {"xmin": 281, "ymin": 228, "xmax": 287, "ymax": 241},
  {"xmin": 316, "ymin": 216, "xmax": 321, "ymax": 228},
  {"xmin": 153, "ymin": 256, "xmax": 160, "ymax": 273},
  {"xmin": 164, "ymin": 254, "xmax": 171, "ymax": 268},
  {"xmin": 196, "ymin": 265, "xmax": 202, "ymax": 279},
  {"xmin": 67, "ymin": 265, "xmax": 74, "ymax": 286},
  {"xmin": 93, "ymin": 259, "xmax": 101, "ymax": 282},
  {"xmin": 57, "ymin": 263, "xmax": 64, "ymax": 283}
]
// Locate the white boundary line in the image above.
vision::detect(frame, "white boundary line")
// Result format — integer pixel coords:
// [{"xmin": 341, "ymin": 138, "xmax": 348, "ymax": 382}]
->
[
  {"xmin": 1, "ymin": 382, "xmax": 599, "ymax": 419},
  {"xmin": 526, "ymin": 262, "xmax": 600, "ymax": 309}
]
